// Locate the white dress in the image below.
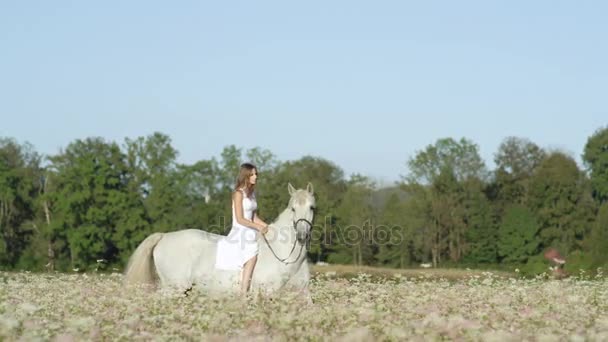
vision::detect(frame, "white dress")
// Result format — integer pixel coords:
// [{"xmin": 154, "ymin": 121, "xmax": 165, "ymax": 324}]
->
[{"xmin": 215, "ymin": 189, "xmax": 260, "ymax": 270}]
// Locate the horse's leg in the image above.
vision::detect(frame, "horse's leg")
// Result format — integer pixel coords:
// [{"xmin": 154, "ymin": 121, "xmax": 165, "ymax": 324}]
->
[
  {"xmin": 154, "ymin": 241, "xmax": 194, "ymax": 294},
  {"xmin": 290, "ymin": 262, "xmax": 313, "ymax": 305},
  {"xmin": 154, "ymin": 259, "xmax": 168, "ymax": 289},
  {"xmin": 300, "ymin": 286, "xmax": 313, "ymax": 305}
]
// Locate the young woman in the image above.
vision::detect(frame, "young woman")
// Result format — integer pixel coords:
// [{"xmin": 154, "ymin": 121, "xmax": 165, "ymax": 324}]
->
[{"xmin": 215, "ymin": 163, "xmax": 269, "ymax": 293}]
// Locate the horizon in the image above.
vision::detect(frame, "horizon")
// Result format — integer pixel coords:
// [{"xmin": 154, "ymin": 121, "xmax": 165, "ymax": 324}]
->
[{"xmin": 4, "ymin": 128, "xmax": 603, "ymax": 189}]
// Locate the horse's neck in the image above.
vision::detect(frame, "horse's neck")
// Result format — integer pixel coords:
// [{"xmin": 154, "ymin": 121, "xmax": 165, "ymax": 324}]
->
[
  {"xmin": 272, "ymin": 208, "xmax": 292, "ymax": 225},
  {"xmin": 258, "ymin": 209, "xmax": 307, "ymax": 274},
  {"xmin": 267, "ymin": 208, "xmax": 297, "ymax": 250}
]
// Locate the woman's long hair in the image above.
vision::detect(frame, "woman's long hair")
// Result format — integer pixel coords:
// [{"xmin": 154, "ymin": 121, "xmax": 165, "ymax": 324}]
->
[{"xmin": 234, "ymin": 163, "xmax": 257, "ymax": 197}]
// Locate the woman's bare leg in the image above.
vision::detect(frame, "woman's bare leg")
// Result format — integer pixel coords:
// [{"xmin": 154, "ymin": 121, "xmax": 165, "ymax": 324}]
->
[{"xmin": 241, "ymin": 255, "xmax": 258, "ymax": 293}]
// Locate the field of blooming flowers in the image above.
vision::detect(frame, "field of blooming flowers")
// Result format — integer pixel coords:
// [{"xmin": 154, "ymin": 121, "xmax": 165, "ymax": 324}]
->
[{"xmin": 1, "ymin": 268, "xmax": 607, "ymax": 341}]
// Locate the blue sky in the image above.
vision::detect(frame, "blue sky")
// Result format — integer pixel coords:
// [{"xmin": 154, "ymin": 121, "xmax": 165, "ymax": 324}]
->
[{"xmin": 1, "ymin": 1, "xmax": 606, "ymax": 184}]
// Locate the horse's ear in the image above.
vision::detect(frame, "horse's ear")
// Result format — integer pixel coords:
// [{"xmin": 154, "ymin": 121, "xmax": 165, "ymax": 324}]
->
[
  {"xmin": 306, "ymin": 182, "xmax": 314, "ymax": 195},
  {"xmin": 288, "ymin": 183, "xmax": 296, "ymax": 196}
]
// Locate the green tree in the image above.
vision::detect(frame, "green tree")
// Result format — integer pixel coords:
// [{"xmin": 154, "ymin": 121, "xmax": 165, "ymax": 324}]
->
[
  {"xmin": 217, "ymin": 145, "xmax": 243, "ymax": 193},
  {"xmin": 583, "ymin": 126, "xmax": 608, "ymax": 204},
  {"xmin": 174, "ymin": 159, "xmax": 226, "ymax": 234},
  {"xmin": 403, "ymin": 138, "xmax": 488, "ymax": 266},
  {"xmin": 48, "ymin": 137, "xmax": 146, "ymax": 269},
  {"xmin": 0, "ymin": 138, "xmax": 42, "ymax": 268},
  {"xmin": 16, "ymin": 170, "xmax": 61, "ymax": 271},
  {"xmin": 462, "ymin": 184, "xmax": 497, "ymax": 264},
  {"xmin": 587, "ymin": 203, "xmax": 608, "ymax": 267},
  {"xmin": 124, "ymin": 132, "xmax": 184, "ymax": 233},
  {"xmin": 528, "ymin": 152, "xmax": 595, "ymax": 253},
  {"xmin": 375, "ymin": 192, "xmax": 413, "ymax": 268},
  {"xmin": 497, "ymin": 205, "xmax": 540, "ymax": 264},
  {"xmin": 491, "ymin": 137, "xmax": 545, "ymax": 208},
  {"xmin": 406, "ymin": 137, "xmax": 487, "ymax": 185},
  {"xmin": 246, "ymin": 147, "xmax": 279, "ymax": 173},
  {"xmin": 431, "ymin": 167, "xmax": 466, "ymax": 263},
  {"xmin": 331, "ymin": 175, "xmax": 375, "ymax": 265}
]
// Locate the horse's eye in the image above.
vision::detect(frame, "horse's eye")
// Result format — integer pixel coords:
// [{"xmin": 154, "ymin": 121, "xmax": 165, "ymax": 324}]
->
[
  {"xmin": 310, "ymin": 206, "xmax": 316, "ymax": 211},
  {"xmin": 291, "ymin": 207, "xmax": 295, "ymax": 212}
]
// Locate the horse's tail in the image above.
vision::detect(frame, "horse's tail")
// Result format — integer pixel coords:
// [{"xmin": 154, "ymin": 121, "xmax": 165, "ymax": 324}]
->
[{"xmin": 124, "ymin": 233, "xmax": 165, "ymax": 287}]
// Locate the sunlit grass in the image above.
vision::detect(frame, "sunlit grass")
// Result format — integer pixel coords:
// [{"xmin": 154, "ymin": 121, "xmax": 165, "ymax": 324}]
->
[
  {"xmin": 1, "ymin": 269, "xmax": 607, "ymax": 340},
  {"xmin": 311, "ymin": 264, "xmax": 515, "ymax": 280}
]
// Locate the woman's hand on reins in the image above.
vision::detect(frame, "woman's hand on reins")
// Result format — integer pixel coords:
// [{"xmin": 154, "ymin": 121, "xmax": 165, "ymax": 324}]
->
[{"xmin": 259, "ymin": 224, "xmax": 269, "ymax": 235}]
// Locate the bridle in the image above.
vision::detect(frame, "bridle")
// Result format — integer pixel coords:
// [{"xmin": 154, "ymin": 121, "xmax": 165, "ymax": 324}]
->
[{"xmin": 263, "ymin": 217, "xmax": 313, "ymax": 265}]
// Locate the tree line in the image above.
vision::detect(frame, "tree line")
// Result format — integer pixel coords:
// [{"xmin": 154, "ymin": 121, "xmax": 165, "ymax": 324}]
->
[{"xmin": 1, "ymin": 127, "xmax": 607, "ymax": 275}]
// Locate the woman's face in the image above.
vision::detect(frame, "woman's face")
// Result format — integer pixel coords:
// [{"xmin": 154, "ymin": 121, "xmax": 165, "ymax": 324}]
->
[{"xmin": 248, "ymin": 168, "xmax": 258, "ymax": 185}]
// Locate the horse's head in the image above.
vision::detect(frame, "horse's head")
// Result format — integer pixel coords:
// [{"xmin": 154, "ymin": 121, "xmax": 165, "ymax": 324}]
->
[{"xmin": 287, "ymin": 182, "xmax": 316, "ymax": 245}]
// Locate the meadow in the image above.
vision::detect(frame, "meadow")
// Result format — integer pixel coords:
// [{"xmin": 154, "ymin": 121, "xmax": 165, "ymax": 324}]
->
[{"xmin": 1, "ymin": 266, "xmax": 607, "ymax": 341}]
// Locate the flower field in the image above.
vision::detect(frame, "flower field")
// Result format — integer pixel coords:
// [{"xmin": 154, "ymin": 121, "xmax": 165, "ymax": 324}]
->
[{"xmin": 1, "ymin": 269, "xmax": 607, "ymax": 341}]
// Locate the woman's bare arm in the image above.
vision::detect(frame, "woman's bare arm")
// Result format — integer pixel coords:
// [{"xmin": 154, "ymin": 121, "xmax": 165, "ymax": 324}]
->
[{"xmin": 253, "ymin": 212, "xmax": 268, "ymax": 227}]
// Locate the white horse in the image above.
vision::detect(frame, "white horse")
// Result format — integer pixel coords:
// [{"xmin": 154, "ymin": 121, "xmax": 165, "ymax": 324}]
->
[{"xmin": 124, "ymin": 183, "xmax": 316, "ymax": 299}]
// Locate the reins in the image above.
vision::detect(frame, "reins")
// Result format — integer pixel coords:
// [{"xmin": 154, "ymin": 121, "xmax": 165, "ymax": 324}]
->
[{"xmin": 263, "ymin": 218, "xmax": 313, "ymax": 265}]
